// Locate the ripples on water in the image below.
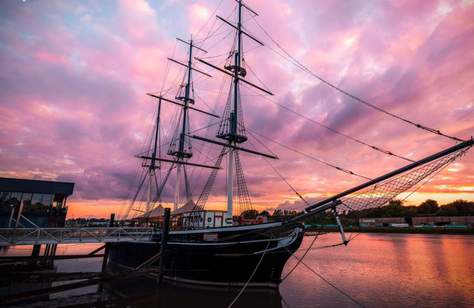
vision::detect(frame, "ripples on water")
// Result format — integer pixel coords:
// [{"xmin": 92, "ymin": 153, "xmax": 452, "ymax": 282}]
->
[
  {"xmin": 281, "ymin": 233, "xmax": 474, "ymax": 307},
  {"xmin": 2, "ymin": 233, "xmax": 473, "ymax": 307}
]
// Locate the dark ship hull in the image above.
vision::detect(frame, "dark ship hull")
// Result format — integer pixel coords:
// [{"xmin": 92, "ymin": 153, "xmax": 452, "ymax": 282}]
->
[{"xmin": 107, "ymin": 222, "xmax": 304, "ymax": 288}]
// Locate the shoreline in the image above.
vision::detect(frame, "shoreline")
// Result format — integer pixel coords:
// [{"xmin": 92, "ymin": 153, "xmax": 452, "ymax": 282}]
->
[{"xmin": 304, "ymin": 226, "xmax": 474, "ymax": 235}]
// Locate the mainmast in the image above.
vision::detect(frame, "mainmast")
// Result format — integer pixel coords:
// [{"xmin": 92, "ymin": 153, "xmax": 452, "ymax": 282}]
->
[
  {"xmin": 194, "ymin": 0, "xmax": 277, "ymax": 225},
  {"xmin": 226, "ymin": 0, "xmax": 244, "ymax": 223}
]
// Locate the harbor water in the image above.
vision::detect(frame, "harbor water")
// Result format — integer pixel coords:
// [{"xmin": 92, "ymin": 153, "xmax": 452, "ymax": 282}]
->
[{"xmin": 1, "ymin": 233, "xmax": 473, "ymax": 307}]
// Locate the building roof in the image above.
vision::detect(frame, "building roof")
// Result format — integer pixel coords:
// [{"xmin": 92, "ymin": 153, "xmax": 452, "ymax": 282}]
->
[
  {"xmin": 172, "ymin": 200, "xmax": 198, "ymax": 215},
  {"xmin": 0, "ymin": 177, "xmax": 74, "ymax": 196},
  {"xmin": 142, "ymin": 204, "xmax": 167, "ymax": 218}
]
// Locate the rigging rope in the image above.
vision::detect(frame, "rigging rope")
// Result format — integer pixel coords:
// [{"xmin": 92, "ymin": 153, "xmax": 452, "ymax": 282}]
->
[
  {"xmin": 247, "ymin": 129, "xmax": 371, "ymax": 180},
  {"xmin": 251, "ymin": 17, "xmax": 463, "ymax": 143},
  {"xmin": 235, "ymin": 150, "xmax": 254, "ymax": 214},
  {"xmin": 247, "ymin": 137, "xmax": 309, "ymax": 206},
  {"xmin": 194, "ymin": 0, "xmax": 225, "ymax": 41},
  {"xmin": 333, "ymin": 145, "xmax": 470, "ymax": 214},
  {"xmin": 188, "ymin": 71, "xmax": 230, "ymax": 202},
  {"xmin": 240, "ymin": 43, "xmax": 413, "ymax": 162},
  {"xmin": 246, "ymin": 90, "xmax": 414, "ymax": 162}
]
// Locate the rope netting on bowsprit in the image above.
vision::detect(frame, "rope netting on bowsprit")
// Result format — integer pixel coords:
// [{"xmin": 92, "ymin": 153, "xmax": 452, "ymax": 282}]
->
[{"xmin": 335, "ymin": 145, "xmax": 471, "ymax": 214}]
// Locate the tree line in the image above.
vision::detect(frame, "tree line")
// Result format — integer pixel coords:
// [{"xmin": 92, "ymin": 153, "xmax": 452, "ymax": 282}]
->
[
  {"xmin": 241, "ymin": 199, "xmax": 474, "ymax": 223},
  {"xmin": 350, "ymin": 199, "xmax": 474, "ymax": 218}
]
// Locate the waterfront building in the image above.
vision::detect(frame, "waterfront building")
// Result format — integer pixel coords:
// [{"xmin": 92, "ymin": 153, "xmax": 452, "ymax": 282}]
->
[
  {"xmin": 0, "ymin": 177, "xmax": 74, "ymax": 228},
  {"xmin": 359, "ymin": 216, "xmax": 474, "ymax": 228}
]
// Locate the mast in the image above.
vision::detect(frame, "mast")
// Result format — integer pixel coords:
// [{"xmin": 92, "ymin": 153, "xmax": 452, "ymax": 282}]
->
[
  {"xmin": 146, "ymin": 98, "xmax": 162, "ymax": 213},
  {"xmin": 193, "ymin": 0, "xmax": 276, "ymax": 225},
  {"xmin": 128, "ymin": 39, "xmax": 218, "ymax": 220},
  {"xmin": 170, "ymin": 36, "xmax": 195, "ymax": 211},
  {"xmin": 226, "ymin": 1, "xmax": 244, "ymax": 224}
]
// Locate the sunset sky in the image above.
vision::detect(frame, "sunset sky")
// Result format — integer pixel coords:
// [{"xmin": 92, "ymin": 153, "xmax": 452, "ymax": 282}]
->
[{"xmin": 1, "ymin": 0, "xmax": 473, "ymax": 218}]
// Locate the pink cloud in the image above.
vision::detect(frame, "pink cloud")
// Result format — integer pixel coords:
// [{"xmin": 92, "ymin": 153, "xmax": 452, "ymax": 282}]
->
[{"xmin": 0, "ymin": 0, "xmax": 473, "ymax": 217}]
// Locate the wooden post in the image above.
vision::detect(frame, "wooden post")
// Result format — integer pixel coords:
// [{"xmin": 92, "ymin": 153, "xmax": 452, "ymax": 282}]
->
[
  {"xmin": 101, "ymin": 245, "xmax": 109, "ymax": 273},
  {"xmin": 98, "ymin": 244, "xmax": 109, "ymax": 293},
  {"xmin": 43, "ymin": 244, "xmax": 51, "ymax": 265},
  {"xmin": 31, "ymin": 244, "xmax": 41, "ymax": 258},
  {"xmin": 158, "ymin": 208, "xmax": 170, "ymax": 284},
  {"xmin": 109, "ymin": 213, "xmax": 115, "ymax": 227},
  {"xmin": 49, "ymin": 244, "xmax": 57, "ymax": 267}
]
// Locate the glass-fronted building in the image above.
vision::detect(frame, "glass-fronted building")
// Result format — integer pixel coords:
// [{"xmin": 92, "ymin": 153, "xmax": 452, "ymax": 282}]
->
[{"xmin": 0, "ymin": 177, "xmax": 74, "ymax": 228}]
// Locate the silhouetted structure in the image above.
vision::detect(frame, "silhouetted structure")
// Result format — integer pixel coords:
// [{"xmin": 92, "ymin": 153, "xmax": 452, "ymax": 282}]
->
[{"xmin": 0, "ymin": 177, "xmax": 74, "ymax": 228}]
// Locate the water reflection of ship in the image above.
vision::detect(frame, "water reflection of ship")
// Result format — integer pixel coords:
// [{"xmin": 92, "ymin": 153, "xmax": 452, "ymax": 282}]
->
[
  {"xmin": 102, "ymin": 276, "xmax": 283, "ymax": 308},
  {"xmin": 0, "ymin": 265, "xmax": 56, "ymax": 302}
]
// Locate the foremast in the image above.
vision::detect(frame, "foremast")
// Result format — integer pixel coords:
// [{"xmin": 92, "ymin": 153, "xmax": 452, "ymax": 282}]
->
[
  {"xmin": 193, "ymin": 0, "xmax": 277, "ymax": 225},
  {"xmin": 138, "ymin": 37, "xmax": 219, "ymax": 216}
]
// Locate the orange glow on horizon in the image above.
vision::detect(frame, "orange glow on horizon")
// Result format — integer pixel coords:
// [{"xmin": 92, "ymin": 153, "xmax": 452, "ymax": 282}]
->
[{"xmin": 67, "ymin": 190, "xmax": 474, "ymax": 219}]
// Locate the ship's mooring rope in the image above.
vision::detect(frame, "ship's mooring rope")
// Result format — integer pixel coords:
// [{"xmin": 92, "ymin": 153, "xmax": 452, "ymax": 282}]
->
[
  {"xmin": 295, "ymin": 256, "xmax": 366, "ymax": 308},
  {"xmin": 281, "ymin": 230, "xmax": 321, "ymax": 281},
  {"xmin": 281, "ymin": 295, "xmax": 292, "ymax": 308},
  {"xmin": 280, "ymin": 236, "xmax": 367, "ymax": 308},
  {"xmin": 226, "ymin": 241, "xmax": 271, "ymax": 308}
]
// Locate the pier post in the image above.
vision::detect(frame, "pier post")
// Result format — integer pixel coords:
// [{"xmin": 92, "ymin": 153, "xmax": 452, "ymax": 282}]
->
[
  {"xmin": 158, "ymin": 208, "xmax": 171, "ymax": 284},
  {"xmin": 48, "ymin": 244, "xmax": 57, "ymax": 267},
  {"xmin": 31, "ymin": 244, "xmax": 41, "ymax": 258},
  {"xmin": 99, "ymin": 244, "xmax": 109, "ymax": 293},
  {"xmin": 109, "ymin": 213, "xmax": 115, "ymax": 227},
  {"xmin": 101, "ymin": 244, "xmax": 109, "ymax": 273},
  {"xmin": 43, "ymin": 244, "xmax": 51, "ymax": 266}
]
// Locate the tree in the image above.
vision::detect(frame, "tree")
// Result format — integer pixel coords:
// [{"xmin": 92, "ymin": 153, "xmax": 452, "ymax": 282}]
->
[
  {"xmin": 417, "ymin": 199, "xmax": 439, "ymax": 215},
  {"xmin": 440, "ymin": 200, "xmax": 474, "ymax": 216},
  {"xmin": 403, "ymin": 205, "xmax": 418, "ymax": 217},
  {"xmin": 385, "ymin": 200, "xmax": 405, "ymax": 217},
  {"xmin": 272, "ymin": 209, "xmax": 282, "ymax": 217},
  {"xmin": 437, "ymin": 204, "xmax": 458, "ymax": 216},
  {"xmin": 241, "ymin": 209, "xmax": 259, "ymax": 219},
  {"xmin": 259, "ymin": 210, "xmax": 270, "ymax": 217}
]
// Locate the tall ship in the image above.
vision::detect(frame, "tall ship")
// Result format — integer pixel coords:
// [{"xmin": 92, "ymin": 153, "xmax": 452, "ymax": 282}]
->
[{"xmin": 107, "ymin": 0, "xmax": 473, "ymax": 288}]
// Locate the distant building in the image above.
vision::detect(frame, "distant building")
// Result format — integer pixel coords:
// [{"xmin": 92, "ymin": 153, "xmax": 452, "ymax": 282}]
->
[
  {"xmin": 411, "ymin": 216, "xmax": 474, "ymax": 227},
  {"xmin": 359, "ymin": 216, "xmax": 474, "ymax": 228},
  {"xmin": 0, "ymin": 177, "xmax": 74, "ymax": 228},
  {"xmin": 359, "ymin": 217, "xmax": 405, "ymax": 227}
]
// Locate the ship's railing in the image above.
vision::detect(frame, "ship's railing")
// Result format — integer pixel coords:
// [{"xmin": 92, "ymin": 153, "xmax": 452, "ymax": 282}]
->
[{"xmin": 0, "ymin": 227, "xmax": 158, "ymax": 246}]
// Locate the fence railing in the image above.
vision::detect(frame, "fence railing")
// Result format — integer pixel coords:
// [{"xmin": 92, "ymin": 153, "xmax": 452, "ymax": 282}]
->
[{"xmin": 0, "ymin": 227, "xmax": 158, "ymax": 246}]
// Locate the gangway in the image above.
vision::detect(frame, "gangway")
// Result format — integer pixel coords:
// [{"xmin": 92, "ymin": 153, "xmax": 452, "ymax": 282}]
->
[{"xmin": 0, "ymin": 227, "xmax": 158, "ymax": 246}]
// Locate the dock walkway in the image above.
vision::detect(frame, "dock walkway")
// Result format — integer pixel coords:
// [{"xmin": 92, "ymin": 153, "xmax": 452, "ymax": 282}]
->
[{"xmin": 0, "ymin": 227, "xmax": 157, "ymax": 246}]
